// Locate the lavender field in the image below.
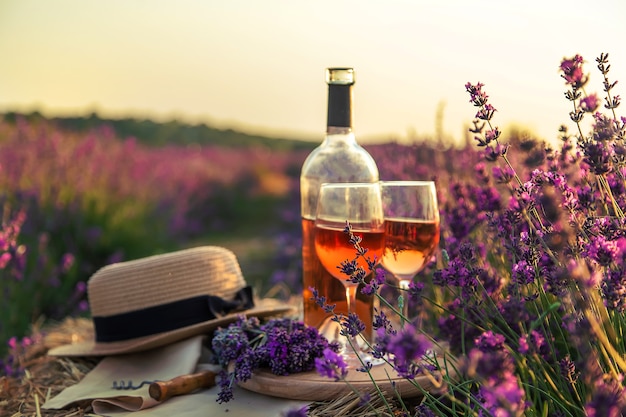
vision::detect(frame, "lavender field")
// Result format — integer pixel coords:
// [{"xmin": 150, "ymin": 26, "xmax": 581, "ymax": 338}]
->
[
  {"xmin": 0, "ymin": 111, "xmax": 481, "ymax": 355},
  {"xmin": 0, "ymin": 114, "xmax": 305, "ymax": 351},
  {"xmin": 2, "ymin": 52, "xmax": 626, "ymax": 416}
]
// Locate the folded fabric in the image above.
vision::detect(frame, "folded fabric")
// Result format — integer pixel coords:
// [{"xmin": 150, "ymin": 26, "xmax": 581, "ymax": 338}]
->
[
  {"xmin": 94, "ymin": 382, "xmax": 309, "ymax": 417},
  {"xmin": 44, "ymin": 334, "xmax": 309, "ymax": 416},
  {"xmin": 43, "ymin": 336, "xmax": 203, "ymax": 412}
]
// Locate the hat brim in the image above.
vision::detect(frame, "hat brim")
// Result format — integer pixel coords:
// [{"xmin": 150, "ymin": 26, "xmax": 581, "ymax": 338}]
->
[{"xmin": 48, "ymin": 299, "xmax": 295, "ymax": 357}]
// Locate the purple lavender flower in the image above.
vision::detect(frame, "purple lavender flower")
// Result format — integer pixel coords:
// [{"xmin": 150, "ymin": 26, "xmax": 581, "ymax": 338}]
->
[
  {"xmin": 338, "ymin": 258, "xmax": 360, "ymax": 278},
  {"xmin": 216, "ymin": 369, "xmax": 234, "ymax": 404},
  {"xmin": 559, "ymin": 355, "xmax": 579, "ymax": 384},
  {"xmin": 414, "ymin": 404, "xmax": 437, "ymax": 417},
  {"xmin": 315, "ymin": 347, "xmax": 348, "ymax": 381},
  {"xmin": 264, "ymin": 330, "xmax": 289, "ymax": 375},
  {"xmin": 212, "ymin": 317, "xmax": 340, "ymax": 403},
  {"xmin": 407, "ymin": 280, "xmax": 424, "ymax": 303},
  {"xmin": 483, "ymin": 143, "xmax": 507, "ymax": 161},
  {"xmin": 361, "ymin": 267, "xmax": 385, "ymax": 296},
  {"xmin": 592, "ymin": 112, "xmax": 619, "ymax": 142},
  {"xmin": 466, "ymin": 82, "xmax": 488, "ymax": 107},
  {"xmin": 372, "ymin": 308, "xmax": 389, "ymax": 330},
  {"xmin": 560, "ymin": 54, "xmax": 586, "ymax": 88},
  {"xmin": 232, "ymin": 350, "xmax": 257, "ymax": 382},
  {"xmin": 511, "ymin": 260, "xmax": 535, "ymax": 286},
  {"xmin": 1, "ymin": 335, "xmax": 41, "ymax": 378},
  {"xmin": 310, "ymin": 286, "xmax": 336, "ymax": 314},
  {"xmin": 581, "ymin": 140, "xmax": 613, "ymax": 175},
  {"xmin": 460, "ymin": 333, "xmax": 526, "ymax": 416},
  {"xmin": 585, "ymin": 378, "xmax": 626, "ymax": 417},
  {"xmin": 601, "ymin": 267, "xmax": 626, "ymax": 312},
  {"xmin": 485, "ymin": 127, "xmax": 501, "ymax": 144},
  {"xmin": 476, "ymin": 103, "xmax": 497, "ymax": 121},
  {"xmin": 518, "ymin": 330, "xmax": 551, "ymax": 361},
  {"xmin": 541, "ymin": 263, "xmax": 571, "ymax": 297},
  {"xmin": 259, "ymin": 318, "xmax": 340, "ymax": 375},
  {"xmin": 432, "ymin": 257, "xmax": 472, "ymax": 289},
  {"xmin": 0, "ymin": 252, "xmax": 11, "ymax": 269},
  {"xmin": 432, "ymin": 245, "xmax": 496, "ymax": 301},
  {"xmin": 491, "ymin": 166, "xmax": 515, "ymax": 184},
  {"xmin": 465, "ymin": 333, "xmax": 517, "ymax": 380},
  {"xmin": 339, "ymin": 312, "xmax": 366, "ymax": 338},
  {"xmin": 475, "ymin": 331, "xmax": 505, "ymax": 352},
  {"xmin": 584, "ymin": 234, "xmax": 620, "ymax": 267},
  {"xmin": 378, "ymin": 322, "xmax": 432, "ymax": 379},
  {"xmin": 282, "ymin": 406, "xmax": 308, "ymax": 417},
  {"xmin": 60, "ymin": 253, "xmax": 75, "ymax": 272},
  {"xmin": 497, "ymin": 297, "xmax": 534, "ymax": 334},
  {"xmin": 478, "ymin": 371, "xmax": 526, "ymax": 417},
  {"xmin": 388, "ymin": 323, "xmax": 431, "ymax": 362},
  {"xmin": 475, "ymin": 185, "xmax": 502, "ymax": 213},
  {"xmin": 449, "ymin": 51, "xmax": 626, "ymax": 417},
  {"xmin": 211, "ymin": 319, "xmax": 250, "ymax": 367},
  {"xmin": 580, "ymin": 93, "xmax": 600, "ymax": 113}
]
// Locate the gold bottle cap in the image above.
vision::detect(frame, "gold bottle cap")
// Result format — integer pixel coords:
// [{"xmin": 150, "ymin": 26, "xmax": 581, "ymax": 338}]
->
[{"xmin": 326, "ymin": 68, "xmax": 355, "ymax": 85}]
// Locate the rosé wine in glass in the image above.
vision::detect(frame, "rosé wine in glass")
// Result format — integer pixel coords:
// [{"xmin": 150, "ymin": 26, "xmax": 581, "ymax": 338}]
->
[
  {"xmin": 381, "ymin": 181, "xmax": 440, "ymax": 323},
  {"xmin": 314, "ymin": 182, "xmax": 384, "ymax": 367},
  {"xmin": 383, "ymin": 218, "xmax": 440, "ymax": 280},
  {"xmin": 316, "ymin": 223, "xmax": 385, "ymax": 281}
]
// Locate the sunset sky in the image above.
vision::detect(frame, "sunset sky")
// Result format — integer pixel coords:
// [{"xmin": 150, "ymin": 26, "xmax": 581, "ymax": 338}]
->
[{"xmin": 1, "ymin": 0, "xmax": 625, "ymax": 145}]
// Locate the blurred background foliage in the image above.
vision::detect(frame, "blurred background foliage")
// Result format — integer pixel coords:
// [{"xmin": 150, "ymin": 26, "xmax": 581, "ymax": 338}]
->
[{"xmin": 0, "ymin": 111, "xmax": 534, "ymax": 358}]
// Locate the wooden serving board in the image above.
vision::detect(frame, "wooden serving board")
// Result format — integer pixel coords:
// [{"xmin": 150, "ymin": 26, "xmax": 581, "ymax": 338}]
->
[{"xmin": 238, "ymin": 362, "xmax": 437, "ymax": 401}]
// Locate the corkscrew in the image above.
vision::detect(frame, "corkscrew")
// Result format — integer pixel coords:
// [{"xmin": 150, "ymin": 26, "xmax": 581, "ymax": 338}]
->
[
  {"xmin": 110, "ymin": 370, "xmax": 217, "ymax": 402},
  {"xmin": 111, "ymin": 380, "xmax": 156, "ymax": 390}
]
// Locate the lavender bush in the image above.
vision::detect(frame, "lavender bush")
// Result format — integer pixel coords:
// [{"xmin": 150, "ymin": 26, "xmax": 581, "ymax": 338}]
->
[
  {"xmin": 310, "ymin": 52, "xmax": 626, "ymax": 416},
  {"xmin": 0, "ymin": 200, "xmax": 81, "ymax": 374}
]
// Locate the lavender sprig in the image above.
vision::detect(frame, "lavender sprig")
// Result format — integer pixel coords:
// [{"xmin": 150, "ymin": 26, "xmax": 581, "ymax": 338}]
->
[{"xmin": 561, "ymin": 53, "xmax": 626, "ymax": 218}]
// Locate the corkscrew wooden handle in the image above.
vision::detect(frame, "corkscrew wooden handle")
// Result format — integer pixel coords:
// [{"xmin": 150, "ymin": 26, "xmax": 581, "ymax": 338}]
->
[{"xmin": 148, "ymin": 370, "xmax": 217, "ymax": 402}]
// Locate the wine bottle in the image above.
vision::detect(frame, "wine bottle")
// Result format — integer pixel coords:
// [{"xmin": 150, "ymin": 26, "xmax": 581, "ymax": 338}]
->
[{"xmin": 300, "ymin": 67, "xmax": 379, "ymax": 341}]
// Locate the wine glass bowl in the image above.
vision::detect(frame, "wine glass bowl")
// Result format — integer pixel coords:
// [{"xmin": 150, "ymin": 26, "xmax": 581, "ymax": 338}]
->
[
  {"xmin": 314, "ymin": 182, "xmax": 385, "ymax": 366},
  {"xmin": 315, "ymin": 223, "xmax": 385, "ymax": 281},
  {"xmin": 380, "ymin": 181, "xmax": 440, "ymax": 321}
]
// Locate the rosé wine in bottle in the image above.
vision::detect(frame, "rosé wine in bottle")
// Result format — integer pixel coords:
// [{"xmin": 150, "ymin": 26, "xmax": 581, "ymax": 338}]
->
[{"xmin": 300, "ymin": 68, "xmax": 379, "ymax": 341}]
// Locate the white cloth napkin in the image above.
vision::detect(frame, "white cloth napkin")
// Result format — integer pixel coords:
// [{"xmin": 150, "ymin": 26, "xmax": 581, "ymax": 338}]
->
[
  {"xmin": 43, "ymin": 336, "xmax": 204, "ymax": 412},
  {"xmin": 95, "ymin": 383, "xmax": 308, "ymax": 417},
  {"xmin": 43, "ymin": 335, "xmax": 308, "ymax": 416}
]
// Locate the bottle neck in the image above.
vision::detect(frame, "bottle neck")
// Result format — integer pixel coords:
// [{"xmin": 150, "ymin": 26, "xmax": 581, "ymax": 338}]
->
[
  {"xmin": 326, "ymin": 126, "xmax": 353, "ymax": 135},
  {"xmin": 326, "ymin": 84, "xmax": 352, "ymax": 129},
  {"xmin": 322, "ymin": 128, "xmax": 357, "ymax": 146}
]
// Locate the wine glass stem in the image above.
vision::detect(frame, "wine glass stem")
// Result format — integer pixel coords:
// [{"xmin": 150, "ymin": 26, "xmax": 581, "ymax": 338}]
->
[
  {"xmin": 344, "ymin": 283, "xmax": 360, "ymax": 352},
  {"xmin": 399, "ymin": 279, "xmax": 411, "ymax": 324},
  {"xmin": 345, "ymin": 284, "xmax": 356, "ymax": 313}
]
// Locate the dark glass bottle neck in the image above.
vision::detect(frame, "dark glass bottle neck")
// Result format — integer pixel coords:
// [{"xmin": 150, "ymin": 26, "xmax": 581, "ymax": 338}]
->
[{"xmin": 327, "ymin": 84, "xmax": 352, "ymax": 129}]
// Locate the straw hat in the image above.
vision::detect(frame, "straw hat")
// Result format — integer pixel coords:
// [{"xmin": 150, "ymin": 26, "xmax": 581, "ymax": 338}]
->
[{"xmin": 48, "ymin": 246, "xmax": 293, "ymax": 356}]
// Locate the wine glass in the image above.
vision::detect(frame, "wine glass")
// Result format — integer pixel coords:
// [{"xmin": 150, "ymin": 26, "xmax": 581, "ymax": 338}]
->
[
  {"xmin": 314, "ymin": 182, "xmax": 385, "ymax": 366},
  {"xmin": 380, "ymin": 181, "xmax": 440, "ymax": 324}
]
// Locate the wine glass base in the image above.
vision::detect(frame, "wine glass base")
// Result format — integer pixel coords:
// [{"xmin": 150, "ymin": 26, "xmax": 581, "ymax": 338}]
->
[{"xmin": 339, "ymin": 345, "xmax": 385, "ymax": 368}]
